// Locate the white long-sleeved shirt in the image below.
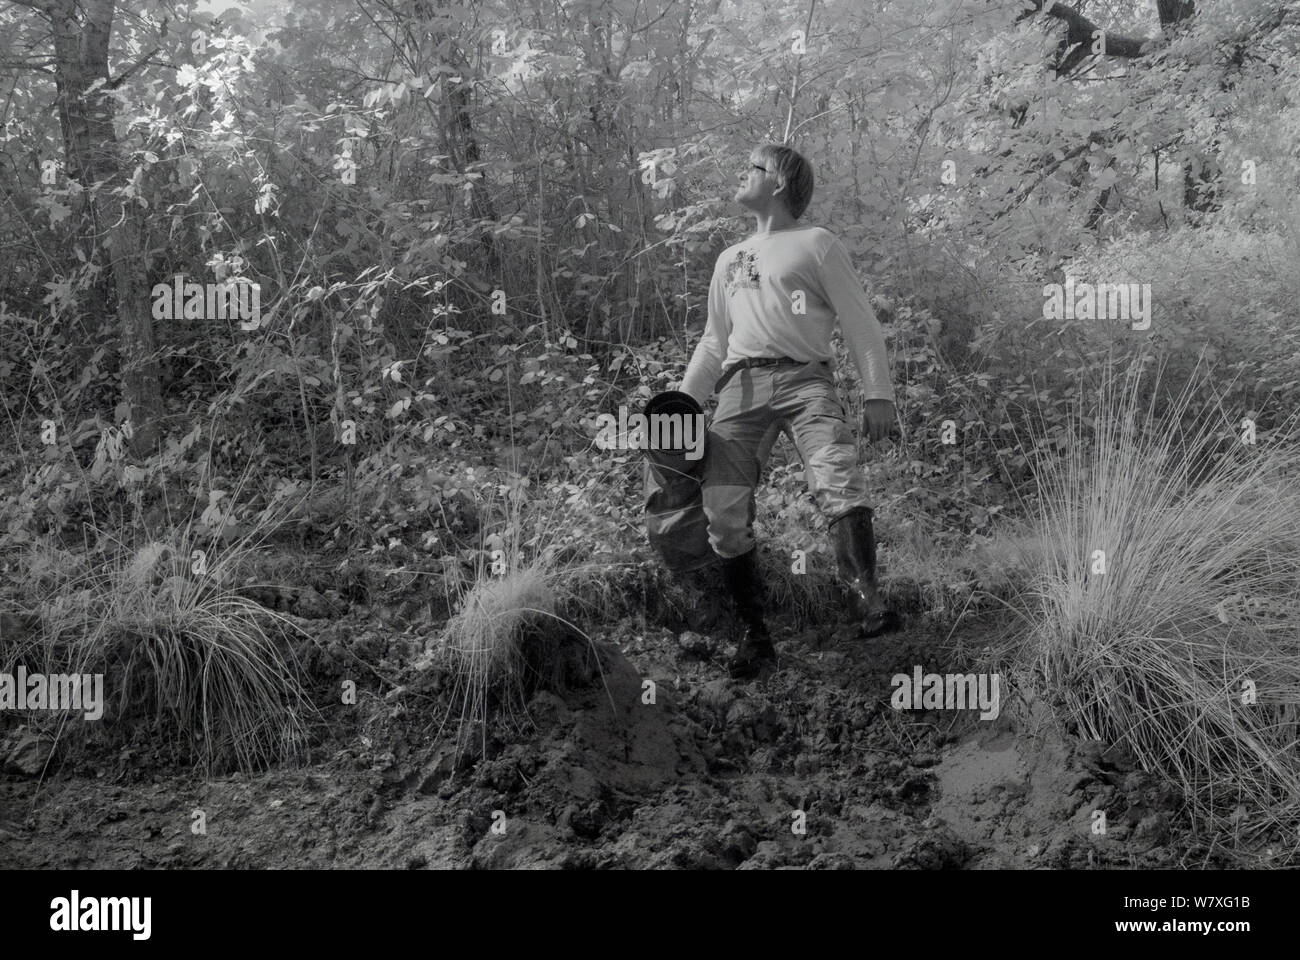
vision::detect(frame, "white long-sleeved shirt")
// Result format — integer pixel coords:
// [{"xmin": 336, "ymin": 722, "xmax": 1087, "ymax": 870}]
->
[{"xmin": 679, "ymin": 224, "xmax": 894, "ymax": 405}]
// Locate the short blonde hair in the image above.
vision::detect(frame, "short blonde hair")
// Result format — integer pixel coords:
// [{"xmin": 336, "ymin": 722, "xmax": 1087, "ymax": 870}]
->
[{"xmin": 755, "ymin": 143, "xmax": 814, "ymax": 219}]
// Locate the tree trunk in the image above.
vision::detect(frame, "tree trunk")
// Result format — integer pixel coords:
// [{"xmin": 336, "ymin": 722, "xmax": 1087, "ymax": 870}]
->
[
  {"xmin": 1153, "ymin": 0, "xmax": 1221, "ymax": 218},
  {"xmin": 1156, "ymin": 1, "xmax": 1197, "ymax": 30},
  {"xmin": 428, "ymin": 1, "xmax": 499, "ymax": 282},
  {"xmin": 47, "ymin": 0, "xmax": 163, "ymax": 455}
]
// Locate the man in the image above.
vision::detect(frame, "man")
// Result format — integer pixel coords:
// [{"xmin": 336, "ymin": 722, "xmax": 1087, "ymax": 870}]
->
[{"xmin": 677, "ymin": 142, "xmax": 900, "ymax": 680}]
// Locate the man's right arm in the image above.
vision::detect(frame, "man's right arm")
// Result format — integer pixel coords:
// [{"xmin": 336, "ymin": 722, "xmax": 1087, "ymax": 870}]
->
[{"xmin": 679, "ymin": 259, "xmax": 730, "ymax": 405}]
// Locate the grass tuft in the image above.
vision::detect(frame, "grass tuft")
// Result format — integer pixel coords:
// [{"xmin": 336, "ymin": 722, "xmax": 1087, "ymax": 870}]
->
[
  {"xmin": 2, "ymin": 502, "xmax": 318, "ymax": 775},
  {"xmin": 422, "ymin": 486, "xmax": 613, "ymax": 760},
  {"xmin": 1015, "ymin": 354, "xmax": 1300, "ymax": 844}
]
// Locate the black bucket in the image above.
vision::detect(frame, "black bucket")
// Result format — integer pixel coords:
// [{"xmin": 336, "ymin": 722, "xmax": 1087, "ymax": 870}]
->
[{"xmin": 642, "ymin": 391, "xmax": 714, "ymax": 572}]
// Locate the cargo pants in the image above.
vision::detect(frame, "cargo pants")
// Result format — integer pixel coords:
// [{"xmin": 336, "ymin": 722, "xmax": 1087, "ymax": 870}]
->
[{"xmin": 702, "ymin": 360, "xmax": 873, "ymax": 559}]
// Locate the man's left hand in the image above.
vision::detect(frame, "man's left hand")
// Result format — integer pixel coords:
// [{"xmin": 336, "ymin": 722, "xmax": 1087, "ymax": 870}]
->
[{"xmin": 861, "ymin": 399, "xmax": 895, "ymax": 443}]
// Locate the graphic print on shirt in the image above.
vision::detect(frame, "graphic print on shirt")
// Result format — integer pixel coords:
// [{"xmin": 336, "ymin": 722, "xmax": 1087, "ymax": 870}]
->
[{"xmin": 723, "ymin": 247, "xmax": 762, "ymax": 297}]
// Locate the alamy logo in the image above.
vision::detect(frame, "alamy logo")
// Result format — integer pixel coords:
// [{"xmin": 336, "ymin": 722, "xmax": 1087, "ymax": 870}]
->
[
  {"xmin": 1042, "ymin": 275, "xmax": 1151, "ymax": 330},
  {"xmin": 151, "ymin": 275, "xmax": 262, "ymax": 329},
  {"xmin": 0, "ymin": 668, "xmax": 103, "ymax": 721},
  {"xmin": 50, "ymin": 891, "xmax": 151, "ymax": 941},
  {"xmin": 593, "ymin": 405, "xmax": 705, "ymax": 460},
  {"xmin": 890, "ymin": 666, "xmax": 1001, "ymax": 720}
]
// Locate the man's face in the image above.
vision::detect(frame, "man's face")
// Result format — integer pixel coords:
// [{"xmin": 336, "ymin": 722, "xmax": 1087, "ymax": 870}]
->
[{"xmin": 735, "ymin": 152, "xmax": 781, "ymax": 211}]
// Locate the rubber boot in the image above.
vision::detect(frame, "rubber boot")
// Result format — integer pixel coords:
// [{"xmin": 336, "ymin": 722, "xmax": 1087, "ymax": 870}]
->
[
  {"xmin": 720, "ymin": 549, "xmax": 776, "ymax": 680},
  {"xmin": 829, "ymin": 507, "xmax": 901, "ymax": 637}
]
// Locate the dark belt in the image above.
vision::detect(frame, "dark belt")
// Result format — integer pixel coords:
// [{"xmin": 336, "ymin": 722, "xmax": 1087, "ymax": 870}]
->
[{"xmin": 714, "ymin": 356, "xmax": 828, "ymax": 394}]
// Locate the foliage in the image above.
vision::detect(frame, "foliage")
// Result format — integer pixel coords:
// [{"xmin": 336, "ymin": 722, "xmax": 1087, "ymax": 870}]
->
[{"xmin": 1, "ymin": 0, "xmax": 1299, "ymax": 855}]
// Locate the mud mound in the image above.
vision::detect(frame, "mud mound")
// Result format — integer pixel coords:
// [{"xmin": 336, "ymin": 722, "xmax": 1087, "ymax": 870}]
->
[{"xmin": 0, "ymin": 608, "xmax": 1226, "ymax": 869}]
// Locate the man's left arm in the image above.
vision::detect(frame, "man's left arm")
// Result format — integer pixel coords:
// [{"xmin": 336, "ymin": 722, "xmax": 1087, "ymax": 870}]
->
[{"xmin": 816, "ymin": 236, "xmax": 896, "ymax": 442}]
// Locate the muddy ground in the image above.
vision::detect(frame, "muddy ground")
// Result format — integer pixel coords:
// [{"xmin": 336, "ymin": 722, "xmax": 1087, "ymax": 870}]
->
[{"xmin": 0, "ymin": 558, "xmax": 1248, "ymax": 870}]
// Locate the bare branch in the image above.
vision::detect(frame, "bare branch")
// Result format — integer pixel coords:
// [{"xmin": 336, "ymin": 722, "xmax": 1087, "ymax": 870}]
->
[{"xmin": 782, "ymin": 0, "xmax": 818, "ymax": 143}]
